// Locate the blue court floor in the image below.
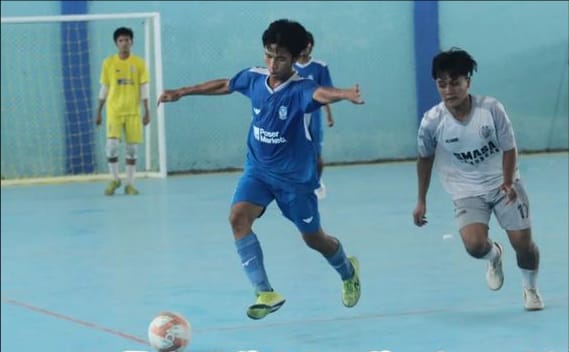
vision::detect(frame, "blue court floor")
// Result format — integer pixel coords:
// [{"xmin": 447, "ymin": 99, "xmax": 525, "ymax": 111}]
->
[{"xmin": 1, "ymin": 153, "xmax": 567, "ymax": 352}]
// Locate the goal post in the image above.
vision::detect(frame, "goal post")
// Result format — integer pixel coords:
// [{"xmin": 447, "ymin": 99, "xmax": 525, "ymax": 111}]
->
[{"xmin": 1, "ymin": 12, "xmax": 166, "ymax": 186}]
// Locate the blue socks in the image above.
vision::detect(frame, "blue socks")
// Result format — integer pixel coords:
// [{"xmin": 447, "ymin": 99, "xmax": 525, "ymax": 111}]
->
[
  {"xmin": 325, "ymin": 241, "xmax": 354, "ymax": 280},
  {"xmin": 235, "ymin": 232, "xmax": 272, "ymax": 292}
]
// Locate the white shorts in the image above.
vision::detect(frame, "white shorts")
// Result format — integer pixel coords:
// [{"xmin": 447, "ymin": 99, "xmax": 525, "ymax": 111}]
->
[{"xmin": 453, "ymin": 179, "xmax": 531, "ymax": 231}]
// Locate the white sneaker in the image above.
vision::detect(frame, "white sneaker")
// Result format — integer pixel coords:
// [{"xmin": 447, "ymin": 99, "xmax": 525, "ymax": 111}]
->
[
  {"xmin": 486, "ymin": 242, "xmax": 504, "ymax": 291},
  {"xmin": 524, "ymin": 288, "xmax": 544, "ymax": 311},
  {"xmin": 314, "ymin": 182, "xmax": 327, "ymax": 200}
]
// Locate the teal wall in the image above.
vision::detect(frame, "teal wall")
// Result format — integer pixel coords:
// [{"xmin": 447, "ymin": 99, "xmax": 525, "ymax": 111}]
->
[
  {"xmin": 1, "ymin": 1, "xmax": 59, "ymax": 16},
  {"xmin": 1, "ymin": 1, "xmax": 567, "ymax": 175},
  {"xmin": 439, "ymin": 1, "xmax": 569, "ymax": 151},
  {"xmin": 86, "ymin": 1, "xmax": 417, "ymax": 172}
]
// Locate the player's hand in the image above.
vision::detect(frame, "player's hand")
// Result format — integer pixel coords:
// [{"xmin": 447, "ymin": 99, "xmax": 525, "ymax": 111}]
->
[
  {"xmin": 95, "ymin": 112, "xmax": 102, "ymax": 126},
  {"xmin": 157, "ymin": 89, "xmax": 182, "ymax": 105},
  {"xmin": 142, "ymin": 111, "xmax": 150, "ymax": 126},
  {"xmin": 413, "ymin": 202, "xmax": 428, "ymax": 227},
  {"xmin": 500, "ymin": 182, "xmax": 517, "ymax": 205},
  {"xmin": 327, "ymin": 115, "xmax": 335, "ymax": 127},
  {"xmin": 346, "ymin": 84, "xmax": 364, "ymax": 104}
]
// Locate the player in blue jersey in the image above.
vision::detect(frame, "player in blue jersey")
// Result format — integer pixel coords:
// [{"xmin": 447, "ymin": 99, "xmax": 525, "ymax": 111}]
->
[
  {"xmin": 294, "ymin": 31, "xmax": 334, "ymax": 199},
  {"xmin": 158, "ymin": 19, "xmax": 364, "ymax": 320}
]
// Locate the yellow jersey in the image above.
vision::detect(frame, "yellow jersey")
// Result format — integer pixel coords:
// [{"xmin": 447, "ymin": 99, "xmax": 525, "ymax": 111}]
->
[{"xmin": 100, "ymin": 54, "xmax": 149, "ymax": 116}]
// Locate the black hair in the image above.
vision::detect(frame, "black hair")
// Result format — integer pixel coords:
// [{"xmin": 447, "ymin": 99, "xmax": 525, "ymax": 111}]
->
[
  {"xmin": 262, "ymin": 19, "xmax": 308, "ymax": 58},
  {"xmin": 306, "ymin": 31, "xmax": 314, "ymax": 47},
  {"xmin": 113, "ymin": 27, "xmax": 134, "ymax": 42},
  {"xmin": 431, "ymin": 47, "xmax": 478, "ymax": 80}
]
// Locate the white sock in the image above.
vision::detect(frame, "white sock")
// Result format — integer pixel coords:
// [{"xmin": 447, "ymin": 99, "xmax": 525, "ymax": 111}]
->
[
  {"xmin": 482, "ymin": 242, "xmax": 500, "ymax": 263},
  {"xmin": 108, "ymin": 162, "xmax": 119, "ymax": 181},
  {"xmin": 521, "ymin": 269, "xmax": 538, "ymax": 289},
  {"xmin": 126, "ymin": 164, "xmax": 136, "ymax": 185}
]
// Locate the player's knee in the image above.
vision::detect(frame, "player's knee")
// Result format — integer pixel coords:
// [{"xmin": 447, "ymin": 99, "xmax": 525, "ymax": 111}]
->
[
  {"xmin": 511, "ymin": 236, "xmax": 537, "ymax": 255},
  {"xmin": 126, "ymin": 143, "xmax": 137, "ymax": 160},
  {"xmin": 303, "ymin": 234, "xmax": 321, "ymax": 250},
  {"xmin": 106, "ymin": 139, "xmax": 119, "ymax": 159},
  {"xmin": 228, "ymin": 210, "xmax": 251, "ymax": 234},
  {"xmin": 303, "ymin": 232, "xmax": 338, "ymax": 255},
  {"xmin": 464, "ymin": 242, "xmax": 491, "ymax": 258}
]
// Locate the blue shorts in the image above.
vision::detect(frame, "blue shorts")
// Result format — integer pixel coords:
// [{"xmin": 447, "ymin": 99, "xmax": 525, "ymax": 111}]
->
[{"xmin": 231, "ymin": 170, "xmax": 321, "ymax": 234}]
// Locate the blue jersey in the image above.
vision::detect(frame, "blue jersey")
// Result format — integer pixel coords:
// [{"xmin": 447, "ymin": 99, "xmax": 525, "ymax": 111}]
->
[
  {"xmin": 294, "ymin": 59, "xmax": 333, "ymax": 88},
  {"xmin": 229, "ymin": 67, "xmax": 322, "ymax": 188},
  {"xmin": 294, "ymin": 59, "xmax": 334, "ymax": 148}
]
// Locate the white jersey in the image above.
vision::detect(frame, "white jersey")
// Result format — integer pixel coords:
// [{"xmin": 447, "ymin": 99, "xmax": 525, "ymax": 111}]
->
[{"xmin": 417, "ymin": 95, "xmax": 519, "ymax": 200}]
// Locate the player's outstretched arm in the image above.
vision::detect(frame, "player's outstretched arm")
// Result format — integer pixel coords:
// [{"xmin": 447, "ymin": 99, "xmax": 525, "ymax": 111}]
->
[
  {"xmin": 313, "ymin": 84, "xmax": 364, "ymax": 105},
  {"xmin": 158, "ymin": 78, "xmax": 231, "ymax": 105}
]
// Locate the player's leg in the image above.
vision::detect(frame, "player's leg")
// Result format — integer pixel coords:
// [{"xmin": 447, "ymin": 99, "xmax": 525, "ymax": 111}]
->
[
  {"xmin": 230, "ymin": 172, "xmax": 284, "ymax": 319},
  {"xmin": 312, "ymin": 113, "xmax": 327, "ymax": 199},
  {"xmin": 277, "ymin": 190, "xmax": 360, "ymax": 307},
  {"xmin": 494, "ymin": 180, "xmax": 544, "ymax": 310},
  {"xmin": 104, "ymin": 114, "xmax": 122, "ymax": 195},
  {"xmin": 454, "ymin": 196, "xmax": 504, "ymax": 290},
  {"xmin": 303, "ymin": 228, "xmax": 360, "ymax": 308},
  {"xmin": 124, "ymin": 115, "xmax": 143, "ymax": 195},
  {"xmin": 314, "ymin": 153, "xmax": 327, "ymax": 199},
  {"xmin": 316, "ymin": 154, "xmax": 324, "ymax": 179}
]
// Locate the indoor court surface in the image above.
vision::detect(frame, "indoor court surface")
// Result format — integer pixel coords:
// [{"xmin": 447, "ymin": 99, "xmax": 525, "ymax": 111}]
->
[{"xmin": 1, "ymin": 153, "xmax": 567, "ymax": 352}]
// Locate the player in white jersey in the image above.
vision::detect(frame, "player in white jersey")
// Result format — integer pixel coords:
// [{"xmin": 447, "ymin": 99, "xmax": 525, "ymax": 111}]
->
[{"xmin": 412, "ymin": 48, "xmax": 544, "ymax": 311}]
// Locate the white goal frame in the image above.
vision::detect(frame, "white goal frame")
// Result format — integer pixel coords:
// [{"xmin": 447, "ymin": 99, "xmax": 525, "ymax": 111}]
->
[{"xmin": 1, "ymin": 12, "xmax": 167, "ymax": 186}]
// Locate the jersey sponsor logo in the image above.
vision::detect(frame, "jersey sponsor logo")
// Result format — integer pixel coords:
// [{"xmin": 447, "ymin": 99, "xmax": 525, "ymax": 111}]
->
[
  {"xmin": 445, "ymin": 137, "xmax": 459, "ymax": 143},
  {"xmin": 116, "ymin": 78, "xmax": 134, "ymax": 86},
  {"xmin": 253, "ymin": 126, "xmax": 287, "ymax": 144},
  {"xmin": 278, "ymin": 105, "xmax": 288, "ymax": 120},
  {"xmin": 453, "ymin": 141, "xmax": 500, "ymax": 165}
]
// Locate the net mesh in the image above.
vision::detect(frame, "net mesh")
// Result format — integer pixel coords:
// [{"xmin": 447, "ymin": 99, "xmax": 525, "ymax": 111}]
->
[{"xmin": 1, "ymin": 17, "xmax": 160, "ymax": 182}]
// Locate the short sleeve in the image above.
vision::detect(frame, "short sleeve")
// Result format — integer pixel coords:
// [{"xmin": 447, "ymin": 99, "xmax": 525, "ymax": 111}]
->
[
  {"xmin": 320, "ymin": 66, "xmax": 333, "ymax": 87},
  {"xmin": 417, "ymin": 115, "xmax": 437, "ymax": 157},
  {"xmin": 229, "ymin": 68, "xmax": 255, "ymax": 98},
  {"xmin": 299, "ymin": 80, "xmax": 322, "ymax": 113},
  {"xmin": 139, "ymin": 58, "xmax": 149, "ymax": 84},
  {"xmin": 100, "ymin": 58, "xmax": 109, "ymax": 85},
  {"xmin": 491, "ymin": 101, "xmax": 516, "ymax": 151}
]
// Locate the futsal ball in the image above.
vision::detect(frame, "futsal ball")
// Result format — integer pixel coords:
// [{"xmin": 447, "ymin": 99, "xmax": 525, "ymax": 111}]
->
[{"xmin": 147, "ymin": 312, "xmax": 191, "ymax": 352}]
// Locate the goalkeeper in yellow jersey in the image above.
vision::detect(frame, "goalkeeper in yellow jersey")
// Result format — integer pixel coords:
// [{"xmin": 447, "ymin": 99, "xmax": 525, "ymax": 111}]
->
[{"xmin": 96, "ymin": 27, "xmax": 150, "ymax": 196}]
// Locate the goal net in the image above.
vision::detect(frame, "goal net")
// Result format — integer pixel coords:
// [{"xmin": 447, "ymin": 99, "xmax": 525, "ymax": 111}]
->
[{"xmin": 1, "ymin": 12, "xmax": 166, "ymax": 185}]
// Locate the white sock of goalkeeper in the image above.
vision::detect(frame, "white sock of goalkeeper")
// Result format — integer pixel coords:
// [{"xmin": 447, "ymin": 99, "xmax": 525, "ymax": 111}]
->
[
  {"xmin": 106, "ymin": 139, "xmax": 120, "ymax": 181},
  {"xmin": 126, "ymin": 143, "xmax": 137, "ymax": 185}
]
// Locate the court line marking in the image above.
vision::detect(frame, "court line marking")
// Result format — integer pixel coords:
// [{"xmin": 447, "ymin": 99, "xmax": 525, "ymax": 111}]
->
[
  {"xmin": 2, "ymin": 295, "xmax": 567, "ymax": 337},
  {"xmin": 193, "ymin": 295, "xmax": 569, "ymax": 333},
  {"xmin": 1, "ymin": 297, "xmax": 149, "ymax": 345}
]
